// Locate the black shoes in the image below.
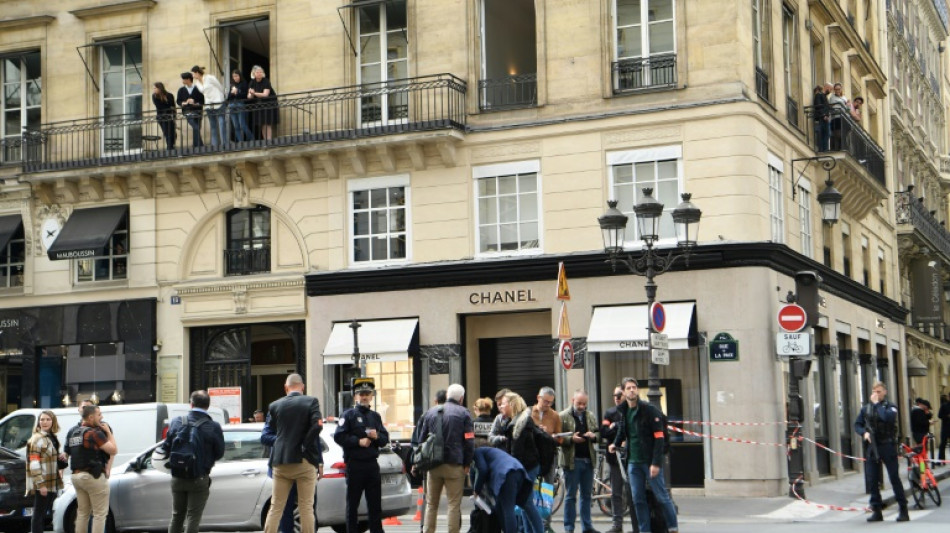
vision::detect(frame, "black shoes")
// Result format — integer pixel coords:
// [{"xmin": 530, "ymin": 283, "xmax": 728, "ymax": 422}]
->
[
  {"xmin": 866, "ymin": 510, "xmax": 884, "ymax": 522},
  {"xmin": 896, "ymin": 507, "xmax": 910, "ymax": 522}
]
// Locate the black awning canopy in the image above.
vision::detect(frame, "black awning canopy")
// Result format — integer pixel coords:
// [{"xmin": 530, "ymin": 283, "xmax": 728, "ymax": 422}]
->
[
  {"xmin": 0, "ymin": 215, "xmax": 23, "ymax": 252},
  {"xmin": 47, "ymin": 205, "xmax": 128, "ymax": 261}
]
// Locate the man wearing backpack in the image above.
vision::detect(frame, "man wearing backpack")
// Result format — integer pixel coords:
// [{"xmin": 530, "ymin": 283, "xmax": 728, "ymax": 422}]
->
[
  {"xmin": 160, "ymin": 390, "xmax": 225, "ymax": 533},
  {"xmin": 609, "ymin": 378, "xmax": 678, "ymax": 533},
  {"xmin": 66, "ymin": 404, "xmax": 117, "ymax": 533},
  {"xmin": 265, "ymin": 373, "xmax": 323, "ymax": 533},
  {"xmin": 416, "ymin": 383, "xmax": 475, "ymax": 533}
]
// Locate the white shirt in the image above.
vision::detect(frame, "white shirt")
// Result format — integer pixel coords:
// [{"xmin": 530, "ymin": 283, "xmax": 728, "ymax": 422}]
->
[{"xmin": 196, "ymin": 75, "xmax": 225, "ymax": 105}]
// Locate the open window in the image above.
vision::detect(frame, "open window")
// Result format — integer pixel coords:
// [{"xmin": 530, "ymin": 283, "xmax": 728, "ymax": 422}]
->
[
  {"xmin": 77, "ymin": 37, "xmax": 143, "ymax": 155},
  {"xmin": 613, "ymin": 0, "xmax": 676, "ymax": 93},
  {"xmin": 203, "ymin": 17, "xmax": 271, "ymax": 80},
  {"xmin": 355, "ymin": 1, "xmax": 408, "ymax": 126},
  {"xmin": 478, "ymin": 0, "xmax": 537, "ymax": 111},
  {"xmin": 1, "ymin": 51, "xmax": 41, "ymax": 164}
]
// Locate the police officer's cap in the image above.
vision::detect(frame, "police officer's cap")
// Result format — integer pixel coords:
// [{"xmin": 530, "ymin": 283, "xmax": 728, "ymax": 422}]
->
[{"xmin": 351, "ymin": 377, "xmax": 376, "ymax": 394}]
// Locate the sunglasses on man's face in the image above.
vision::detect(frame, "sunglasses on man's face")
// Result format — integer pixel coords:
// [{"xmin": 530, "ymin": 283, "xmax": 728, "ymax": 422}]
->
[{"xmin": 614, "ymin": 393, "xmax": 623, "ymax": 398}]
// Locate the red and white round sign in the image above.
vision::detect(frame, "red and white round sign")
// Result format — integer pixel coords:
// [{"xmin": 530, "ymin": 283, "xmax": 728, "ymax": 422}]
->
[
  {"xmin": 777, "ymin": 303, "xmax": 808, "ymax": 332},
  {"xmin": 559, "ymin": 340, "xmax": 574, "ymax": 370}
]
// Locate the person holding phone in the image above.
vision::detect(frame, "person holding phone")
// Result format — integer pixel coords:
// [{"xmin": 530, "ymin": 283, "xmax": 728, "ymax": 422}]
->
[
  {"xmin": 66, "ymin": 405, "xmax": 117, "ymax": 533},
  {"xmin": 559, "ymin": 389, "xmax": 599, "ymax": 533}
]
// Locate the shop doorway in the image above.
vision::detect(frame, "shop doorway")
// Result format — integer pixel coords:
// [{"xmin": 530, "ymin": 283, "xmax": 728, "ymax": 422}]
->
[
  {"xmin": 479, "ymin": 335, "xmax": 554, "ymax": 407},
  {"xmin": 190, "ymin": 321, "xmax": 304, "ymax": 422}
]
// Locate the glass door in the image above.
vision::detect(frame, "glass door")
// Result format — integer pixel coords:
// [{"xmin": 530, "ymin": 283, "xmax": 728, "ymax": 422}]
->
[
  {"xmin": 357, "ymin": 1, "xmax": 408, "ymax": 126},
  {"xmin": 100, "ymin": 40, "xmax": 143, "ymax": 155}
]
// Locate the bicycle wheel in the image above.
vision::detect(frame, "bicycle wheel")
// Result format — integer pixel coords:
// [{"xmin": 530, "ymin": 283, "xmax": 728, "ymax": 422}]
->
[
  {"xmin": 910, "ymin": 478, "xmax": 924, "ymax": 509},
  {"xmin": 551, "ymin": 468, "xmax": 565, "ymax": 514},
  {"xmin": 927, "ymin": 481, "xmax": 942, "ymax": 507}
]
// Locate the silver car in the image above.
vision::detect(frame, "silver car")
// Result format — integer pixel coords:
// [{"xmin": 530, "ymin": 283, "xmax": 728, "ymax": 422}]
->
[{"xmin": 52, "ymin": 422, "xmax": 412, "ymax": 533}]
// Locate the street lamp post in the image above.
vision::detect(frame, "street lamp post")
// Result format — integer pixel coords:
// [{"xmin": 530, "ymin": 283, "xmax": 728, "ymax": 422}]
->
[
  {"xmin": 349, "ymin": 320, "xmax": 364, "ymax": 378},
  {"xmin": 597, "ymin": 189, "xmax": 701, "ymax": 410}
]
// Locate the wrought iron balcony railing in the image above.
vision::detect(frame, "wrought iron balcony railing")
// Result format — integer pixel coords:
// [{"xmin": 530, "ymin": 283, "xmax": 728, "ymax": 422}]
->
[
  {"xmin": 755, "ymin": 67, "xmax": 771, "ymax": 104},
  {"xmin": 611, "ymin": 54, "xmax": 677, "ymax": 93},
  {"xmin": 805, "ymin": 104, "xmax": 886, "ymax": 186},
  {"xmin": 20, "ymin": 74, "xmax": 467, "ymax": 173},
  {"xmin": 895, "ymin": 191, "xmax": 950, "ymax": 261},
  {"xmin": 224, "ymin": 247, "xmax": 271, "ymax": 276},
  {"xmin": 786, "ymin": 97, "xmax": 800, "ymax": 129},
  {"xmin": 477, "ymin": 74, "xmax": 537, "ymax": 111}
]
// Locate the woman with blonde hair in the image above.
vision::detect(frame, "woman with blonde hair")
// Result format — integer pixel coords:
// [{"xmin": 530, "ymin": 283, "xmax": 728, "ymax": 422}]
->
[
  {"xmin": 26, "ymin": 410, "xmax": 67, "ymax": 533},
  {"xmin": 500, "ymin": 392, "xmax": 545, "ymax": 533}
]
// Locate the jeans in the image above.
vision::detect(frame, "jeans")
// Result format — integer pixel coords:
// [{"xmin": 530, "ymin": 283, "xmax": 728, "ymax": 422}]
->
[
  {"xmin": 494, "ymin": 471, "xmax": 523, "ymax": 533},
  {"xmin": 184, "ymin": 113, "xmax": 203, "ymax": 148},
  {"xmin": 31, "ymin": 490, "xmax": 55, "ymax": 533},
  {"xmin": 521, "ymin": 465, "xmax": 544, "ymax": 533},
  {"xmin": 815, "ymin": 118, "xmax": 830, "ymax": 152},
  {"xmin": 627, "ymin": 463, "xmax": 678, "ymax": 533},
  {"xmin": 866, "ymin": 442, "xmax": 907, "ymax": 511},
  {"xmin": 608, "ymin": 458, "xmax": 625, "ymax": 528},
  {"xmin": 207, "ymin": 104, "xmax": 228, "ymax": 146},
  {"xmin": 169, "ymin": 476, "xmax": 211, "ymax": 533},
  {"xmin": 72, "ymin": 471, "xmax": 110, "ymax": 533},
  {"xmin": 424, "ymin": 463, "xmax": 465, "ymax": 533},
  {"xmin": 563, "ymin": 458, "xmax": 594, "ymax": 532},
  {"xmin": 158, "ymin": 116, "xmax": 176, "ymax": 150},
  {"xmin": 229, "ymin": 102, "xmax": 255, "ymax": 142},
  {"xmin": 264, "ymin": 461, "xmax": 317, "ymax": 533}
]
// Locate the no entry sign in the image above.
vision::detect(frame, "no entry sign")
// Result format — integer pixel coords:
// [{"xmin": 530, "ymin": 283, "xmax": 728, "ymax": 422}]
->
[{"xmin": 777, "ymin": 303, "xmax": 808, "ymax": 332}]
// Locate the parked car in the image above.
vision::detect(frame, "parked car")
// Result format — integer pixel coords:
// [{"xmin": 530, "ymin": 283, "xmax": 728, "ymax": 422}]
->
[
  {"xmin": 52, "ymin": 422, "xmax": 412, "ymax": 533},
  {"xmin": 0, "ymin": 404, "xmax": 228, "ymax": 469},
  {"xmin": 0, "ymin": 446, "xmax": 31, "ymax": 533}
]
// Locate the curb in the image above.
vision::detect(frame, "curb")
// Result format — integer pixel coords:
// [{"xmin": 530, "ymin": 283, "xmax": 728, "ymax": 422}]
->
[{"xmin": 880, "ymin": 465, "xmax": 950, "ymax": 507}]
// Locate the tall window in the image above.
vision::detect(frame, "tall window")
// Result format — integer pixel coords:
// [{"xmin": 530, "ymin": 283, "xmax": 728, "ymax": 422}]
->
[
  {"xmin": 100, "ymin": 39, "xmax": 143, "ymax": 154},
  {"xmin": 782, "ymin": 4, "xmax": 801, "ymax": 127},
  {"xmin": 350, "ymin": 176, "xmax": 409, "ymax": 264},
  {"xmin": 614, "ymin": 0, "xmax": 676, "ymax": 91},
  {"xmin": 1, "ymin": 52, "xmax": 41, "ymax": 164},
  {"xmin": 841, "ymin": 222, "xmax": 852, "ymax": 278},
  {"xmin": 76, "ymin": 214, "xmax": 128, "ymax": 283},
  {"xmin": 752, "ymin": 0, "xmax": 772, "ymax": 102},
  {"xmin": 861, "ymin": 236, "xmax": 870, "ymax": 287},
  {"xmin": 609, "ymin": 146, "xmax": 682, "ymax": 244},
  {"xmin": 474, "ymin": 161, "xmax": 541, "ymax": 255},
  {"xmin": 878, "ymin": 248, "xmax": 886, "ymax": 294},
  {"xmin": 226, "ymin": 206, "xmax": 270, "ymax": 275},
  {"xmin": 768, "ymin": 155, "xmax": 784, "ymax": 243},
  {"xmin": 479, "ymin": 0, "xmax": 538, "ymax": 109},
  {"xmin": 798, "ymin": 185, "xmax": 813, "ymax": 258},
  {"xmin": 357, "ymin": 0, "xmax": 408, "ymax": 124},
  {"xmin": 0, "ymin": 224, "xmax": 24, "ymax": 288}
]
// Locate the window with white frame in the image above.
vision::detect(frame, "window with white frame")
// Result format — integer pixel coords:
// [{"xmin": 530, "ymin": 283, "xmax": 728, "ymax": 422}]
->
[
  {"xmin": 349, "ymin": 175, "xmax": 409, "ymax": 263},
  {"xmin": 1, "ymin": 52, "xmax": 41, "ymax": 164},
  {"xmin": 798, "ymin": 184, "xmax": 813, "ymax": 258},
  {"xmin": 768, "ymin": 154, "xmax": 784, "ymax": 243},
  {"xmin": 99, "ymin": 38, "xmax": 143, "ymax": 154},
  {"xmin": 752, "ymin": 0, "xmax": 772, "ymax": 101},
  {"xmin": 357, "ymin": 0, "xmax": 408, "ymax": 124},
  {"xmin": 614, "ymin": 0, "xmax": 676, "ymax": 90},
  {"xmin": 0, "ymin": 223, "xmax": 24, "ymax": 288},
  {"xmin": 76, "ymin": 214, "xmax": 128, "ymax": 283},
  {"xmin": 474, "ymin": 161, "xmax": 541, "ymax": 255},
  {"xmin": 608, "ymin": 146, "xmax": 682, "ymax": 244}
]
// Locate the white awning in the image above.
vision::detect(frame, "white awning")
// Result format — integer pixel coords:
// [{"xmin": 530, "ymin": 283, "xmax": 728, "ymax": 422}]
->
[
  {"xmin": 322, "ymin": 318, "xmax": 418, "ymax": 365},
  {"xmin": 587, "ymin": 303, "xmax": 696, "ymax": 352}
]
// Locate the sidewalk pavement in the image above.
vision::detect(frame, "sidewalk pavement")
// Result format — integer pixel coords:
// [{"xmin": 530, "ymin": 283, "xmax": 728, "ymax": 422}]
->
[{"xmin": 407, "ymin": 463, "xmax": 950, "ymax": 531}]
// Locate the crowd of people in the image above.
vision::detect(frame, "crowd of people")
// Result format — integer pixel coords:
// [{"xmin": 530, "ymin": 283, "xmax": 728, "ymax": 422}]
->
[
  {"xmin": 150, "ymin": 65, "xmax": 278, "ymax": 151},
  {"xmin": 811, "ymin": 81, "xmax": 864, "ymax": 152}
]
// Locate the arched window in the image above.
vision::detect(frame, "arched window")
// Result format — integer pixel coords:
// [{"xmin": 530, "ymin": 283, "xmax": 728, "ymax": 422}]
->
[{"xmin": 225, "ymin": 205, "xmax": 270, "ymax": 275}]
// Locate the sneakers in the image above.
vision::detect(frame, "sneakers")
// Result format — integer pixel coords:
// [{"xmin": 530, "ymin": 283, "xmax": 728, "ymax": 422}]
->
[{"xmin": 866, "ymin": 510, "xmax": 884, "ymax": 522}]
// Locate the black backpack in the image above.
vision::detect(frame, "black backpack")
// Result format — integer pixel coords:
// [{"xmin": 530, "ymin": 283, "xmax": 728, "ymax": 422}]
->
[
  {"xmin": 412, "ymin": 406, "xmax": 444, "ymax": 472},
  {"xmin": 167, "ymin": 416, "xmax": 209, "ymax": 478}
]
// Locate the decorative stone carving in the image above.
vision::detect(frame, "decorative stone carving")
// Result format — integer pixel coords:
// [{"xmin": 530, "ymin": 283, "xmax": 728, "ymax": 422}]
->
[
  {"xmin": 233, "ymin": 286, "xmax": 248, "ymax": 314},
  {"xmin": 419, "ymin": 344, "xmax": 459, "ymax": 375}
]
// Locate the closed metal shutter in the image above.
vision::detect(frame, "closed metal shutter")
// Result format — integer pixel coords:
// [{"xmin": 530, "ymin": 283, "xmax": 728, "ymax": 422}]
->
[{"xmin": 480, "ymin": 335, "xmax": 554, "ymax": 403}]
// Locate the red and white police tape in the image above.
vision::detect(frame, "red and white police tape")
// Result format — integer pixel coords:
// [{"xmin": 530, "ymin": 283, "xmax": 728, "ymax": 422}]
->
[{"xmin": 790, "ymin": 476, "xmax": 872, "ymax": 512}]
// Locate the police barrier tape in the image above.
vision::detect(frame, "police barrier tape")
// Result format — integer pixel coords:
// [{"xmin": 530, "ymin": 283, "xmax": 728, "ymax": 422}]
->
[
  {"xmin": 676, "ymin": 419, "xmax": 788, "ymax": 426},
  {"xmin": 790, "ymin": 475, "xmax": 872, "ymax": 512}
]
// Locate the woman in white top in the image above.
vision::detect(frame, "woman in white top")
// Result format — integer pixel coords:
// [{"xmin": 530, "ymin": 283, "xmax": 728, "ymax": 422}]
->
[
  {"xmin": 828, "ymin": 82, "xmax": 849, "ymax": 150},
  {"xmin": 191, "ymin": 65, "xmax": 227, "ymax": 146}
]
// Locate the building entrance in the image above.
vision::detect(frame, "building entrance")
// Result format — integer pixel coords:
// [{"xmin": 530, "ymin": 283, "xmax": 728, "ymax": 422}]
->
[
  {"xmin": 191, "ymin": 321, "xmax": 304, "ymax": 422},
  {"xmin": 478, "ymin": 335, "xmax": 554, "ymax": 406}
]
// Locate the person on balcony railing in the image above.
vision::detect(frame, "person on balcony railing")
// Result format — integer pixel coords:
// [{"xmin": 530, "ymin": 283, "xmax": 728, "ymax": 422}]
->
[
  {"xmin": 228, "ymin": 70, "xmax": 255, "ymax": 143},
  {"xmin": 192, "ymin": 66, "xmax": 227, "ymax": 147},
  {"xmin": 829, "ymin": 82, "xmax": 849, "ymax": 151},
  {"xmin": 177, "ymin": 72, "xmax": 205, "ymax": 148},
  {"xmin": 812, "ymin": 84, "xmax": 831, "ymax": 152},
  {"xmin": 248, "ymin": 65, "xmax": 278, "ymax": 140},
  {"xmin": 850, "ymin": 96, "xmax": 864, "ymax": 122},
  {"xmin": 152, "ymin": 82, "xmax": 177, "ymax": 151}
]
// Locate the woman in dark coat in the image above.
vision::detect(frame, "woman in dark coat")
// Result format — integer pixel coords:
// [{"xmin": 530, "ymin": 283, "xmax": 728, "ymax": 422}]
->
[
  {"xmin": 227, "ymin": 70, "xmax": 255, "ymax": 142},
  {"xmin": 499, "ymin": 392, "xmax": 545, "ymax": 533},
  {"xmin": 472, "ymin": 446, "xmax": 535, "ymax": 533},
  {"xmin": 151, "ymin": 82, "xmax": 176, "ymax": 150},
  {"xmin": 247, "ymin": 65, "xmax": 278, "ymax": 139}
]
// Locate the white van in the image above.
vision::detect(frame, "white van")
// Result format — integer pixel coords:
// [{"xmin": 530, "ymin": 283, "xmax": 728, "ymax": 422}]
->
[{"xmin": 0, "ymin": 403, "xmax": 228, "ymax": 467}]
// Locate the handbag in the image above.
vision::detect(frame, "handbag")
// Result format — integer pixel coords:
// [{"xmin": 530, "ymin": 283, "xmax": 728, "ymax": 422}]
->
[
  {"xmin": 411, "ymin": 406, "xmax": 444, "ymax": 472},
  {"xmin": 533, "ymin": 478, "xmax": 555, "ymax": 520}
]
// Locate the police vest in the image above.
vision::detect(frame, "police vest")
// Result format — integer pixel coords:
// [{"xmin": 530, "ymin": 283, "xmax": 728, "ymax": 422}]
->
[
  {"xmin": 869, "ymin": 403, "xmax": 898, "ymax": 442},
  {"xmin": 67, "ymin": 426, "xmax": 104, "ymax": 475}
]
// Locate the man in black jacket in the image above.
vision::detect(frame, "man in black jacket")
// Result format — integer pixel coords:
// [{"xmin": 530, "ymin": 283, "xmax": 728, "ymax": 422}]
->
[
  {"xmin": 263, "ymin": 374, "xmax": 323, "ymax": 533},
  {"xmin": 176, "ymin": 72, "xmax": 204, "ymax": 148},
  {"xmin": 609, "ymin": 378, "xmax": 678, "ymax": 533},
  {"xmin": 334, "ymin": 378, "xmax": 390, "ymax": 533},
  {"xmin": 417, "ymin": 383, "xmax": 475, "ymax": 533},
  {"xmin": 159, "ymin": 390, "xmax": 225, "ymax": 533},
  {"xmin": 600, "ymin": 386, "xmax": 625, "ymax": 533},
  {"xmin": 938, "ymin": 394, "xmax": 950, "ymax": 462},
  {"xmin": 813, "ymin": 83, "xmax": 832, "ymax": 152}
]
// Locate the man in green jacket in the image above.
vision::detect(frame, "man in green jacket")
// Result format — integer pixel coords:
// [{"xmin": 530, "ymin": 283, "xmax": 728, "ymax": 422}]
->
[{"xmin": 559, "ymin": 389, "xmax": 600, "ymax": 533}]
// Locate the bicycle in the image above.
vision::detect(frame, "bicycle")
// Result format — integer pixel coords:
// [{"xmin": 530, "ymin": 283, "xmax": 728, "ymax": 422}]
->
[
  {"xmin": 901, "ymin": 433, "xmax": 942, "ymax": 509},
  {"xmin": 593, "ymin": 445, "xmax": 631, "ymax": 516}
]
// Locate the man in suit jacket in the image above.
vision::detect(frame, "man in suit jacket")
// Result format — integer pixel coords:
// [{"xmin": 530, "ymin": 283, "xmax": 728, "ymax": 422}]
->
[
  {"xmin": 263, "ymin": 374, "xmax": 323, "ymax": 533},
  {"xmin": 176, "ymin": 72, "xmax": 205, "ymax": 148}
]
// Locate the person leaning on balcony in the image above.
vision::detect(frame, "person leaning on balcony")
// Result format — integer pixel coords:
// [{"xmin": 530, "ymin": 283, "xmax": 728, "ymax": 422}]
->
[
  {"xmin": 227, "ymin": 70, "xmax": 256, "ymax": 143},
  {"xmin": 152, "ymin": 82, "xmax": 177, "ymax": 150},
  {"xmin": 829, "ymin": 82, "xmax": 849, "ymax": 150},
  {"xmin": 850, "ymin": 96, "xmax": 864, "ymax": 122},
  {"xmin": 177, "ymin": 72, "xmax": 205, "ymax": 148},
  {"xmin": 247, "ymin": 65, "xmax": 278, "ymax": 140},
  {"xmin": 191, "ymin": 66, "xmax": 227, "ymax": 147},
  {"xmin": 812, "ymin": 84, "xmax": 831, "ymax": 152}
]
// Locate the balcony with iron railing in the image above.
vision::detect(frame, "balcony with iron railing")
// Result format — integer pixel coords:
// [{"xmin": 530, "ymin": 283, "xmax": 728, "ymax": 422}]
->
[
  {"xmin": 805, "ymin": 104, "xmax": 886, "ymax": 187},
  {"xmin": 611, "ymin": 54, "xmax": 677, "ymax": 94},
  {"xmin": 19, "ymin": 74, "xmax": 467, "ymax": 174},
  {"xmin": 912, "ymin": 322, "xmax": 950, "ymax": 344},
  {"xmin": 786, "ymin": 97, "xmax": 800, "ymax": 129},
  {"xmin": 225, "ymin": 247, "xmax": 271, "ymax": 276},
  {"xmin": 895, "ymin": 190, "xmax": 950, "ymax": 262},
  {"xmin": 477, "ymin": 74, "xmax": 537, "ymax": 111}
]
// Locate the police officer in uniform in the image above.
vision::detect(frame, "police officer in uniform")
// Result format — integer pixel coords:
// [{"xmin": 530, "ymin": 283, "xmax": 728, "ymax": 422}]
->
[
  {"xmin": 854, "ymin": 381, "xmax": 909, "ymax": 522},
  {"xmin": 334, "ymin": 378, "xmax": 390, "ymax": 533}
]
